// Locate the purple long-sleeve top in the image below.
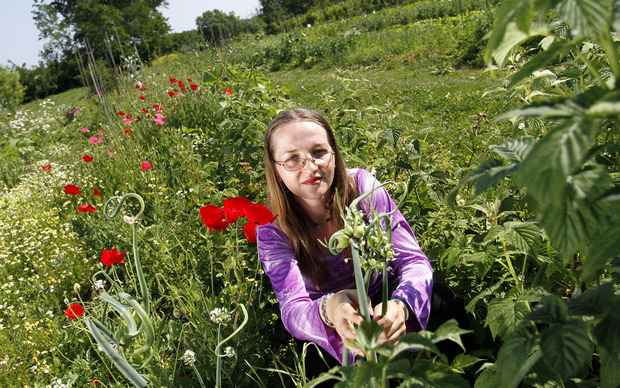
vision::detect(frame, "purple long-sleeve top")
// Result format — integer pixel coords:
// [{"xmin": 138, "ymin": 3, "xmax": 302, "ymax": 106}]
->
[{"xmin": 257, "ymin": 168, "xmax": 433, "ymax": 363}]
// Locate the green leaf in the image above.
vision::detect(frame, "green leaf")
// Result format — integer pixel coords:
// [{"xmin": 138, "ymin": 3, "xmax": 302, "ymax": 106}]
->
[
  {"xmin": 381, "ymin": 127, "xmax": 403, "ymax": 147},
  {"xmin": 489, "ymin": 138, "xmax": 536, "ymax": 164},
  {"xmin": 376, "ymin": 332, "xmax": 442, "ymax": 361},
  {"xmin": 496, "ymin": 324, "xmax": 540, "ymax": 388},
  {"xmin": 484, "ymin": 0, "xmax": 534, "ymax": 65},
  {"xmin": 407, "ymin": 361, "xmax": 470, "ymax": 388},
  {"xmin": 203, "ymin": 69, "xmax": 217, "ymax": 83},
  {"xmin": 582, "ymin": 220, "xmax": 620, "ymax": 278},
  {"xmin": 426, "ymin": 319, "xmax": 471, "ymax": 351},
  {"xmin": 352, "ymin": 362, "xmax": 382, "ymax": 387},
  {"xmin": 463, "ymin": 244, "xmax": 498, "ymax": 278},
  {"xmin": 447, "ymin": 159, "xmax": 516, "ymax": 209},
  {"xmin": 525, "ymin": 294, "xmax": 568, "ymax": 324},
  {"xmin": 450, "ymin": 354, "xmax": 484, "ymax": 374},
  {"xmin": 600, "ymin": 347, "xmax": 620, "ymax": 388},
  {"xmin": 508, "ymin": 40, "xmax": 578, "ymax": 88},
  {"xmin": 486, "ymin": 297, "xmax": 531, "ymax": 339},
  {"xmin": 490, "ymin": 22, "xmax": 531, "ymax": 68},
  {"xmin": 567, "ymin": 281, "xmax": 616, "ymax": 316},
  {"xmin": 520, "ymin": 116, "xmax": 593, "ymax": 181},
  {"xmin": 540, "ymin": 319, "xmax": 593, "ymax": 380},
  {"xmin": 474, "ymin": 364, "xmax": 496, "ymax": 388},
  {"xmin": 465, "ymin": 274, "xmax": 510, "ymax": 313},
  {"xmin": 592, "ymin": 307, "xmax": 620, "ymax": 360},
  {"xmin": 503, "ymin": 221, "xmax": 543, "ymax": 256},
  {"xmin": 555, "ymin": 0, "xmax": 611, "ymax": 38}
]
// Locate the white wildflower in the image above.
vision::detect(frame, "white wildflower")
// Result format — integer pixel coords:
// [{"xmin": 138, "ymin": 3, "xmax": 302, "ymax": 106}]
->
[
  {"xmin": 183, "ymin": 349, "xmax": 196, "ymax": 366},
  {"xmin": 209, "ymin": 307, "xmax": 231, "ymax": 326}
]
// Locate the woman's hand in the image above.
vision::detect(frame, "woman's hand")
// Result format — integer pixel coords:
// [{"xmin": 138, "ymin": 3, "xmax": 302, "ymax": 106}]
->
[
  {"xmin": 324, "ymin": 289, "xmax": 371, "ymax": 356},
  {"xmin": 372, "ymin": 299, "xmax": 408, "ymax": 345}
]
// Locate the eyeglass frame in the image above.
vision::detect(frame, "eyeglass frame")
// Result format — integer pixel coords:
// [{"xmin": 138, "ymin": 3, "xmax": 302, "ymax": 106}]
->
[{"xmin": 273, "ymin": 151, "xmax": 336, "ymax": 171}]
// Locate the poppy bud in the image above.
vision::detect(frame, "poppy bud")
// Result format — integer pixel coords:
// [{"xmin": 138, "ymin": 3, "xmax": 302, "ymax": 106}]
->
[{"xmin": 74, "ymin": 283, "xmax": 81, "ymax": 294}]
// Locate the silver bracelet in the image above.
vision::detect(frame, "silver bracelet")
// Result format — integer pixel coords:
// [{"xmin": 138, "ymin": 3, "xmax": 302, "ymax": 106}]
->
[{"xmin": 321, "ymin": 293, "xmax": 335, "ymax": 328}]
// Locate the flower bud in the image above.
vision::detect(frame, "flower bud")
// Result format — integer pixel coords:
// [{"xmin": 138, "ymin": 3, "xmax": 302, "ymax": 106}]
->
[{"xmin": 73, "ymin": 283, "xmax": 81, "ymax": 294}]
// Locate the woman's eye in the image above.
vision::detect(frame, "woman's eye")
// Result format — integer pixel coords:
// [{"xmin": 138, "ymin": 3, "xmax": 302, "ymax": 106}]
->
[
  {"xmin": 313, "ymin": 150, "xmax": 328, "ymax": 157},
  {"xmin": 286, "ymin": 156, "xmax": 300, "ymax": 163}
]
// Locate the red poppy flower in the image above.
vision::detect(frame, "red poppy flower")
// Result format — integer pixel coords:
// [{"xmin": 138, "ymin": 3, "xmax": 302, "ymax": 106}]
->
[
  {"xmin": 77, "ymin": 204, "xmax": 96, "ymax": 213},
  {"xmin": 82, "ymin": 155, "xmax": 93, "ymax": 162},
  {"xmin": 135, "ymin": 84, "xmax": 140, "ymax": 89},
  {"xmin": 64, "ymin": 303, "xmax": 84, "ymax": 319},
  {"xmin": 139, "ymin": 95, "xmax": 145, "ymax": 100},
  {"xmin": 187, "ymin": 78, "xmax": 192, "ymax": 82},
  {"xmin": 200, "ymin": 205, "xmax": 229, "ymax": 234},
  {"xmin": 42, "ymin": 165, "xmax": 52, "ymax": 170},
  {"xmin": 140, "ymin": 87, "xmax": 147, "ymax": 91},
  {"xmin": 125, "ymin": 129, "xmax": 131, "ymax": 134},
  {"xmin": 170, "ymin": 76, "xmax": 177, "ymax": 83},
  {"xmin": 93, "ymin": 189, "xmax": 101, "ymax": 196},
  {"xmin": 117, "ymin": 111, "xmax": 125, "ymax": 115},
  {"xmin": 244, "ymin": 222, "xmax": 258, "ymax": 243},
  {"xmin": 208, "ymin": 66, "xmax": 212, "ymax": 70},
  {"xmin": 64, "ymin": 185, "xmax": 82, "ymax": 195},
  {"xmin": 246, "ymin": 204, "xmax": 277, "ymax": 225},
  {"xmin": 223, "ymin": 197, "xmax": 252, "ymax": 223},
  {"xmin": 141, "ymin": 161, "xmax": 152, "ymax": 171},
  {"xmin": 190, "ymin": 84, "xmax": 198, "ymax": 90},
  {"xmin": 224, "ymin": 89, "xmax": 233, "ymax": 95},
  {"xmin": 168, "ymin": 91, "xmax": 175, "ymax": 97},
  {"xmin": 126, "ymin": 114, "xmax": 133, "ymax": 119},
  {"xmin": 101, "ymin": 248, "xmax": 126, "ymax": 266}
]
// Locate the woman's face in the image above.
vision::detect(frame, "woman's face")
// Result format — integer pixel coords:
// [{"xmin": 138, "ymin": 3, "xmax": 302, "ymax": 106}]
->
[{"xmin": 270, "ymin": 121, "xmax": 335, "ymax": 207}]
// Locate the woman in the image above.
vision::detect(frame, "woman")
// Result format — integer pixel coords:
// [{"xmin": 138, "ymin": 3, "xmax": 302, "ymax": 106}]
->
[{"xmin": 257, "ymin": 109, "xmax": 433, "ymax": 368}]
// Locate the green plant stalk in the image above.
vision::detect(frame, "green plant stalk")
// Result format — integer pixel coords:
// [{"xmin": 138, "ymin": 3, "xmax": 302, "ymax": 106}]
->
[
  {"xmin": 215, "ymin": 303, "xmax": 250, "ymax": 387},
  {"xmin": 85, "ymin": 317, "xmax": 148, "ymax": 387},
  {"xmin": 500, "ymin": 236, "xmax": 522, "ymax": 291},
  {"xmin": 216, "ymin": 324, "xmax": 223, "ymax": 388},
  {"xmin": 342, "ymin": 347, "xmax": 350, "ymax": 366},
  {"xmin": 191, "ymin": 363, "xmax": 207, "ymax": 388},
  {"xmin": 351, "ymin": 243, "xmax": 371, "ymax": 322}
]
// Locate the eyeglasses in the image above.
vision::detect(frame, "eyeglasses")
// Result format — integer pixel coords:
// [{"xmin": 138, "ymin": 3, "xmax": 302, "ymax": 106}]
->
[{"xmin": 274, "ymin": 151, "xmax": 335, "ymax": 171}]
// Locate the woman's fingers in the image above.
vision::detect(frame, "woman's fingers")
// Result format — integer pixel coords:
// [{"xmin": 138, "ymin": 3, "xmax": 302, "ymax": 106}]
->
[{"xmin": 373, "ymin": 300, "xmax": 408, "ymax": 344}]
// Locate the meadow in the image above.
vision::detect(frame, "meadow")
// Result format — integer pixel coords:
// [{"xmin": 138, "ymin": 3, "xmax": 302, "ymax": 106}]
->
[{"xmin": 1, "ymin": 0, "xmax": 618, "ymax": 387}]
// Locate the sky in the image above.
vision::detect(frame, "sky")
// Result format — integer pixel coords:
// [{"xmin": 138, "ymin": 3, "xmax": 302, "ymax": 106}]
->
[{"xmin": 0, "ymin": 0, "xmax": 261, "ymax": 68}]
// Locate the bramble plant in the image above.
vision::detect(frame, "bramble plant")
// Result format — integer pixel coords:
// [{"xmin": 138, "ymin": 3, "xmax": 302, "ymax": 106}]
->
[{"xmin": 449, "ymin": 0, "xmax": 620, "ymax": 386}]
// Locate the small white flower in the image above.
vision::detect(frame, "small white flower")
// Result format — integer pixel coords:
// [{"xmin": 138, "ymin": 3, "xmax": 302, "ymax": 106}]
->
[
  {"xmin": 123, "ymin": 215, "xmax": 141, "ymax": 224},
  {"xmin": 224, "ymin": 346, "xmax": 235, "ymax": 358},
  {"xmin": 518, "ymin": 122, "xmax": 526, "ymax": 130},
  {"xmin": 209, "ymin": 307, "xmax": 231, "ymax": 325},
  {"xmin": 183, "ymin": 349, "xmax": 196, "ymax": 366},
  {"xmin": 93, "ymin": 279, "xmax": 106, "ymax": 290}
]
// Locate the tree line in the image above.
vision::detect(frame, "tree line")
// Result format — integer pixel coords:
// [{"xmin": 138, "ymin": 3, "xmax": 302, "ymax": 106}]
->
[{"xmin": 0, "ymin": 0, "xmax": 415, "ymax": 111}]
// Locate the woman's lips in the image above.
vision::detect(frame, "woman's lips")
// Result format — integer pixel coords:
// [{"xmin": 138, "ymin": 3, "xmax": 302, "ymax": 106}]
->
[{"xmin": 303, "ymin": 176, "xmax": 322, "ymax": 185}]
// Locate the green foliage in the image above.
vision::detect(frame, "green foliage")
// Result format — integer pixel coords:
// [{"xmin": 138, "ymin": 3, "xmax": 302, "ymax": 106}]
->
[
  {"xmin": 452, "ymin": 0, "xmax": 620, "ymax": 386},
  {"xmin": 0, "ymin": 65, "xmax": 25, "ymax": 113}
]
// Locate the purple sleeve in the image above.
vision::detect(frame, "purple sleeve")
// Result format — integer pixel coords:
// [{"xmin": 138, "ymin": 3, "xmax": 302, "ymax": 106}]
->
[
  {"xmin": 257, "ymin": 224, "xmax": 346, "ymax": 362},
  {"xmin": 355, "ymin": 169, "xmax": 433, "ymax": 332}
]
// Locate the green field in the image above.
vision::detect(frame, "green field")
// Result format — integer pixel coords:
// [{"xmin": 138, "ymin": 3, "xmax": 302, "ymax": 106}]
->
[{"xmin": 1, "ymin": 0, "xmax": 618, "ymax": 387}]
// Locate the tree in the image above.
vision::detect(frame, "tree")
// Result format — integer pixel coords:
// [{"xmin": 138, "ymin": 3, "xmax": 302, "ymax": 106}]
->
[
  {"xmin": 259, "ymin": 0, "xmax": 317, "ymax": 34},
  {"xmin": 33, "ymin": 0, "xmax": 170, "ymax": 63},
  {"xmin": 0, "ymin": 65, "xmax": 25, "ymax": 113},
  {"xmin": 195, "ymin": 10, "xmax": 242, "ymax": 46}
]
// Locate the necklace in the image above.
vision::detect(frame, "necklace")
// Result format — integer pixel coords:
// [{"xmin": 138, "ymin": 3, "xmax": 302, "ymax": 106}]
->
[{"xmin": 311, "ymin": 216, "xmax": 331, "ymax": 226}]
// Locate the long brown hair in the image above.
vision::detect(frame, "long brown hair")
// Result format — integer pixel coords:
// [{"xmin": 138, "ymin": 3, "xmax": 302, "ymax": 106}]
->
[{"xmin": 264, "ymin": 109, "xmax": 358, "ymax": 286}]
